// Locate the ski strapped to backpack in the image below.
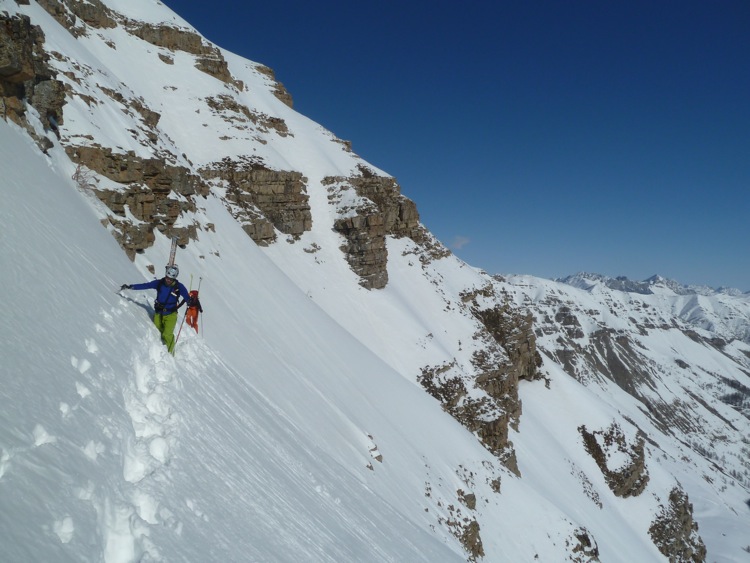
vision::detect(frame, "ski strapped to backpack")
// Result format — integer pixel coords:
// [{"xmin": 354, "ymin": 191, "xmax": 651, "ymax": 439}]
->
[
  {"xmin": 167, "ymin": 236, "xmax": 178, "ymax": 267},
  {"xmin": 154, "ymin": 236, "xmax": 184, "ymax": 313}
]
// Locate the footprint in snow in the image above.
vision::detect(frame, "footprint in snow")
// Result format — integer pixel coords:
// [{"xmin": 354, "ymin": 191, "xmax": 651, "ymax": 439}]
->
[
  {"xmin": 71, "ymin": 355, "xmax": 91, "ymax": 375},
  {"xmin": 53, "ymin": 516, "xmax": 75, "ymax": 544},
  {"xmin": 186, "ymin": 498, "xmax": 209, "ymax": 522},
  {"xmin": 82, "ymin": 440, "xmax": 105, "ymax": 461},
  {"xmin": 58, "ymin": 383, "xmax": 92, "ymax": 420},
  {"xmin": 0, "ymin": 449, "xmax": 11, "ymax": 479},
  {"xmin": 33, "ymin": 424, "xmax": 56, "ymax": 447},
  {"xmin": 59, "ymin": 402, "xmax": 71, "ymax": 418},
  {"xmin": 148, "ymin": 436, "xmax": 170, "ymax": 464},
  {"xmin": 75, "ymin": 382, "xmax": 91, "ymax": 399},
  {"xmin": 74, "ymin": 481, "xmax": 95, "ymax": 501},
  {"xmin": 131, "ymin": 490, "xmax": 161, "ymax": 525},
  {"xmin": 122, "ymin": 435, "xmax": 153, "ymax": 484}
]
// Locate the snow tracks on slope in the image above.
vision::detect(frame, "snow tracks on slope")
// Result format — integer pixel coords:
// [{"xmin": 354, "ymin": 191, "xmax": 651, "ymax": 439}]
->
[
  {"xmin": 122, "ymin": 343, "xmax": 180, "ymax": 486},
  {"xmin": 80, "ymin": 303, "xmax": 185, "ymax": 563},
  {"xmin": 107, "ymin": 338, "xmax": 182, "ymax": 563}
]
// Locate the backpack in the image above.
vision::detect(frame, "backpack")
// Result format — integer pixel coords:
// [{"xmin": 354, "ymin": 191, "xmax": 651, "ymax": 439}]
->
[{"xmin": 154, "ymin": 278, "xmax": 182, "ymax": 313}]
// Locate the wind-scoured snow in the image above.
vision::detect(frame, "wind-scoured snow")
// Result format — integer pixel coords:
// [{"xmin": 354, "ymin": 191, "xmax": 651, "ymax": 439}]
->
[
  {"xmin": 1, "ymin": 116, "xmax": 471, "ymax": 562},
  {"xmin": 2, "ymin": 0, "xmax": 749, "ymax": 561},
  {"xmin": 0, "ymin": 109, "xmax": 632, "ymax": 563}
]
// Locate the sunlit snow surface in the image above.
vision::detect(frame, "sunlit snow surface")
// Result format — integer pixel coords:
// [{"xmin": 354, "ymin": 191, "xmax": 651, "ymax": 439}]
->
[{"xmin": 1, "ymin": 1, "xmax": 749, "ymax": 561}]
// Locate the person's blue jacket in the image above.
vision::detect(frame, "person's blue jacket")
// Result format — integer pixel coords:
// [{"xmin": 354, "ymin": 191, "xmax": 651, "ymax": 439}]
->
[{"xmin": 131, "ymin": 277, "xmax": 190, "ymax": 315}]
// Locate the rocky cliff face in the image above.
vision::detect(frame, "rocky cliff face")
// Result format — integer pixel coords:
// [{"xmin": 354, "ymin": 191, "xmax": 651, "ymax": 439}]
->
[
  {"xmin": 67, "ymin": 145, "xmax": 209, "ymax": 257},
  {"xmin": 418, "ymin": 281, "xmax": 542, "ymax": 475},
  {"xmin": 0, "ymin": 12, "xmax": 65, "ymax": 150},
  {"xmin": 35, "ymin": 0, "xmax": 116, "ymax": 34},
  {"xmin": 649, "ymin": 488, "xmax": 707, "ymax": 562},
  {"xmin": 5, "ymin": 3, "xmax": 747, "ymax": 560},
  {"xmin": 520, "ymin": 277, "xmax": 750, "ymax": 439},
  {"xmin": 1, "ymin": 2, "xmax": 292, "ymax": 257},
  {"xmin": 201, "ymin": 156, "xmax": 311, "ymax": 246},
  {"xmin": 0, "ymin": 7, "xmax": 537, "ymax": 482},
  {"xmin": 579, "ymin": 422, "xmax": 649, "ymax": 498},
  {"xmin": 498, "ymin": 274, "xmax": 750, "ymax": 561},
  {"xmin": 35, "ymin": 0, "xmax": 242, "ymax": 88},
  {"xmin": 126, "ymin": 21, "xmax": 240, "ymax": 88},
  {"xmin": 325, "ymin": 166, "xmax": 425, "ymax": 289}
]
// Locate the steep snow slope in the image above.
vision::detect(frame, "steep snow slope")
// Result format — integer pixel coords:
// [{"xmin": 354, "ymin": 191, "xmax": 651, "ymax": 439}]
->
[
  {"xmin": 0, "ymin": 120, "xmax": 469, "ymax": 561},
  {"xmin": 2, "ymin": 0, "xmax": 750, "ymax": 561},
  {"xmin": 500, "ymin": 274, "xmax": 750, "ymax": 560},
  {"xmin": 0, "ymin": 108, "xmax": 655, "ymax": 563}
]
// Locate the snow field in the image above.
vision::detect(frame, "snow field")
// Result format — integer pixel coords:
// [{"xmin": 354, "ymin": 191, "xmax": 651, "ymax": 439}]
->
[{"xmin": 3, "ymin": 0, "xmax": 749, "ymax": 559}]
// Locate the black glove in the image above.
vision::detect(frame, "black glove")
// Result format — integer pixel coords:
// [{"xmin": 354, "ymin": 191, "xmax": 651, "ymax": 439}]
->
[{"xmin": 120, "ymin": 284, "xmax": 132, "ymax": 290}]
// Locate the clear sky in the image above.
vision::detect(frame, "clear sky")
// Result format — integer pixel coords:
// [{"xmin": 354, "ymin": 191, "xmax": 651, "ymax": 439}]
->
[{"xmin": 166, "ymin": 0, "xmax": 749, "ymax": 291}]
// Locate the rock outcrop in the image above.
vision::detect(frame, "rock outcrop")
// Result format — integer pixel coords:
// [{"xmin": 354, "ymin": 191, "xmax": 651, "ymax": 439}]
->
[
  {"xmin": 202, "ymin": 156, "xmax": 311, "ymax": 246},
  {"xmin": 463, "ymin": 284, "xmax": 542, "ymax": 386},
  {"xmin": 36, "ymin": 0, "xmax": 245, "ymax": 88},
  {"xmin": 126, "ymin": 22, "xmax": 241, "ymax": 88},
  {"xmin": 649, "ymin": 487, "xmax": 707, "ymax": 562},
  {"xmin": 325, "ymin": 166, "xmax": 425, "ymax": 289},
  {"xmin": 36, "ymin": 0, "xmax": 117, "ymax": 35},
  {"xmin": 568, "ymin": 527, "xmax": 600, "ymax": 562},
  {"xmin": 424, "ymin": 470, "xmax": 489, "ymax": 562},
  {"xmin": 205, "ymin": 93, "xmax": 290, "ymax": 137},
  {"xmin": 419, "ymin": 357, "xmax": 519, "ymax": 472},
  {"xmin": 67, "ymin": 145, "xmax": 209, "ymax": 258},
  {"xmin": 0, "ymin": 13, "xmax": 65, "ymax": 149},
  {"xmin": 254, "ymin": 63, "xmax": 294, "ymax": 108},
  {"xmin": 579, "ymin": 422, "xmax": 649, "ymax": 498},
  {"xmin": 418, "ymin": 283, "xmax": 541, "ymax": 475}
]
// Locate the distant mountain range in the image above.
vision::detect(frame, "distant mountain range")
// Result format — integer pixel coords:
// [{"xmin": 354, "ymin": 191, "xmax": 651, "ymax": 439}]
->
[{"xmin": 558, "ymin": 272, "xmax": 748, "ymax": 297}]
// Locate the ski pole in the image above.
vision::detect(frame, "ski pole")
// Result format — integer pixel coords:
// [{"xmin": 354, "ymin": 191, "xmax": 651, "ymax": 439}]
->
[
  {"xmin": 197, "ymin": 277, "xmax": 203, "ymax": 337},
  {"xmin": 175, "ymin": 311, "xmax": 187, "ymax": 345},
  {"xmin": 175, "ymin": 297, "xmax": 188, "ymax": 345}
]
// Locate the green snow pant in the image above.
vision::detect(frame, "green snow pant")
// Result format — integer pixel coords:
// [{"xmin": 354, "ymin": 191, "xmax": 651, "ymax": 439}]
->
[{"xmin": 153, "ymin": 311, "xmax": 178, "ymax": 354}]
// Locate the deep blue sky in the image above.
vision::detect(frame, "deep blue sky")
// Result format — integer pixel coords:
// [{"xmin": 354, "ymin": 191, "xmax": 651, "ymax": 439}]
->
[{"xmin": 167, "ymin": 1, "xmax": 749, "ymax": 290}]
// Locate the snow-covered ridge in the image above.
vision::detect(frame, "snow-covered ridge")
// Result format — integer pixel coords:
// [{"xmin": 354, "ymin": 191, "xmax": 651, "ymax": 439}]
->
[
  {"xmin": 558, "ymin": 272, "xmax": 750, "ymax": 344},
  {"xmin": 2, "ymin": 0, "xmax": 749, "ymax": 561},
  {"xmin": 559, "ymin": 271, "xmax": 748, "ymax": 296}
]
